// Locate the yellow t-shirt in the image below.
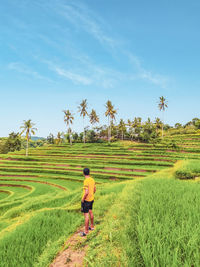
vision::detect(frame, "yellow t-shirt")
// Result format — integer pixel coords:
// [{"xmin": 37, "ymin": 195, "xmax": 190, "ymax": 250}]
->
[{"xmin": 82, "ymin": 176, "xmax": 95, "ymax": 201}]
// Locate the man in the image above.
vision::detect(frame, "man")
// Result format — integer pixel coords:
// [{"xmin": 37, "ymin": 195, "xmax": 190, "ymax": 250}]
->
[{"xmin": 81, "ymin": 168, "xmax": 96, "ymax": 237}]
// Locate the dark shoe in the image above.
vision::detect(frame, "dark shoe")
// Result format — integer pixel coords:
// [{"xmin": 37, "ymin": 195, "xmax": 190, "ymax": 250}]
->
[
  {"xmin": 89, "ymin": 227, "xmax": 94, "ymax": 231},
  {"xmin": 80, "ymin": 232, "xmax": 87, "ymax": 237}
]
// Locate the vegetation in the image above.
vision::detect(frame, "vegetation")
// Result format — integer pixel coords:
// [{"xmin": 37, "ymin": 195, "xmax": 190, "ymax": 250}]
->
[
  {"xmin": 0, "ymin": 136, "xmax": 200, "ymax": 266},
  {"xmin": 175, "ymin": 160, "xmax": 200, "ymax": 179},
  {"xmin": 105, "ymin": 100, "xmax": 117, "ymax": 143},
  {"xmin": 158, "ymin": 96, "xmax": 168, "ymax": 138},
  {"xmin": 78, "ymin": 99, "xmax": 88, "ymax": 144},
  {"xmin": 20, "ymin": 119, "xmax": 37, "ymax": 156},
  {"xmin": 63, "ymin": 109, "xmax": 74, "ymax": 145},
  {"xmin": 1, "ymin": 97, "xmax": 200, "ymax": 266},
  {"xmin": 87, "ymin": 169, "xmax": 200, "ymax": 266}
]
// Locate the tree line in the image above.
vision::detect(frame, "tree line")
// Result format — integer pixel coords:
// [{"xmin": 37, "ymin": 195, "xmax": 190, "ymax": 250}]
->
[{"xmin": 1, "ymin": 96, "xmax": 200, "ymax": 156}]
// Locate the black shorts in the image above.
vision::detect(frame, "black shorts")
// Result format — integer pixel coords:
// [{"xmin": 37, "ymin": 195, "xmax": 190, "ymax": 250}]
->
[{"xmin": 81, "ymin": 200, "xmax": 94, "ymax": 213}]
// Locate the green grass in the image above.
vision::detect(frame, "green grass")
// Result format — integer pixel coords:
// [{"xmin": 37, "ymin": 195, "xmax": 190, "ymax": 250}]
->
[
  {"xmin": 175, "ymin": 160, "xmax": 200, "ymax": 179},
  {"xmin": 0, "ymin": 140, "xmax": 200, "ymax": 266},
  {"xmin": 0, "ymin": 210, "xmax": 82, "ymax": 267},
  {"xmin": 86, "ymin": 168, "xmax": 200, "ymax": 266}
]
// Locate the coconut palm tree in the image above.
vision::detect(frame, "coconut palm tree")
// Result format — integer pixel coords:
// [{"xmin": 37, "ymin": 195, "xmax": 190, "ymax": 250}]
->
[
  {"xmin": 127, "ymin": 119, "xmax": 133, "ymax": 140},
  {"xmin": 158, "ymin": 96, "xmax": 168, "ymax": 138},
  {"xmin": 105, "ymin": 100, "xmax": 117, "ymax": 143},
  {"xmin": 20, "ymin": 119, "xmax": 37, "ymax": 156},
  {"xmin": 63, "ymin": 109, "xmax": 74, "ymax": 145},
  {"xmin": 78, "ymin": 99, "xmax": 88, "ymax": 143},
  {"xmin": 118, "ymin": 119, "xmax": 126, "ymax": 140},
  {"xmin": 56, "ymin": 132, "xmax": 63, "ymax": 145},
  {"xmin": 90, "ymin": 109, "xmax": 99, "ymax": 126}
]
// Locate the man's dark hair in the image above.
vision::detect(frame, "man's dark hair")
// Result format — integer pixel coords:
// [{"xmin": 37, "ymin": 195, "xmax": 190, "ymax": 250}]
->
[{"xmin": 83, "ymin": 168, "xmax": 90, "ymax": 176}]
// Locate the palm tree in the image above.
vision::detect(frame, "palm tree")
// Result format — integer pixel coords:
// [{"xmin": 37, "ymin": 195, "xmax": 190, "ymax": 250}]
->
[
  {"xmin": 56, "ymin": 132, "xmax": 63, "ymax": 145},
  {"xmin": 90, "ymin": 109, "xmax": 99, "ymax": 126},
  {"xmin": 127, "ymin": 119, "xmax": 133, "ymax": 140},
  {"xmin": 20, "ymin": 119, "xmax": 37, "ymax": 156},
  {"xmin": 155, "ymin": 117, "xmax": 162, "ymax": 133},
  {"xmin": 63, "ymin": 109, "xmax": 74, "ymax": 145},
  {"xmin": 78, "ymin": 99, "xmax": 88, "ymax": 143},
  {"xmin": 158, "ymin": 96, "xmax": 168, "ymax": 138},
  {"xmin": 118, "ymin": 119, "xmax": 126, "ymax": 140},
  {"xmin": 105, "ymin": 100, "xmax": 117, "ymax": 143}
]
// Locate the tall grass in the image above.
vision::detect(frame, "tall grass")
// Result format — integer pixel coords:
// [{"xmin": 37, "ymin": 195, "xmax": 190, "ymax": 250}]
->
[
  {"xmin": 175, "ymin": 160, "xmax": 200, "ymax": 179},
  {"xmin": 86, "ymin": 171, "xmax": 200, "ymax": 266},
  {"xmin": 135, "ymin": 176, "xmax": 200, "ymax": 266},
  {"xmin": 0, "ymin": 210, "xmax": 82, "ymax": 267}
]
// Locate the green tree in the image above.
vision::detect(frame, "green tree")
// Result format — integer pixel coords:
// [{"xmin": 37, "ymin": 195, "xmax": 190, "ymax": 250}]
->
[
  {"xmin": 139, "ymin": 118, "xmax": 159, "ymax": 143},
  {"xmin": 158, "ymin": 96, "xmax": 168, "ymax": 138},
  {"xmin": 1, "ymin": 132, "xmax": 21, "ymax": 154},
  {"xmin": 78, "ymin": 99, "xmax": 88, "ymax": 143},
  {"xmin": 20, "ymin": 119, "xmax": 37, "ymax": 156},
  {"xmin": 132, "ymin": 117, "xmax": 142, "ymax": 140},
  {"xmin": 90, "ymin": 109, "xmax": 99, "ymax": 127},
  {"xmin": 56, "ymin": 132, "xmax": 63, "ymax": 145},
  {"xmin": 155, "ymin": 117, "xmax": 162, "ymax": 133},
  {"xmin": 175, "ymin": 123, "xmax": 182, "ymax": 129},
  {"xmin": 47, "ymin": 133, "xmax": 54, "ymax": 144},
  {"xmin": 105, "ymin": 100, "xmax": 117, "ymax": 143},
  {"xmin": 118, "ymin": 119, "xmax": 126, "ymax": 140},
  {"xmin": 63, "ymin": 109, "xmax": 74, "ymax": 145}
]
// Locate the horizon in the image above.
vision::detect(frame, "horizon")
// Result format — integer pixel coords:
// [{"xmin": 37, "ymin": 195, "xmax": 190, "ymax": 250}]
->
[{"xmin": 1, "ymin": 0, "xmax": 200, "ymax": 137}]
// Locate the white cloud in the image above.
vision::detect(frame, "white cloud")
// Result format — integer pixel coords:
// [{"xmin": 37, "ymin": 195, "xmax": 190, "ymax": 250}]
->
[
  {"xmin": 127, "ymin": 52, "xmax": 168, "ymax": 88},
  {"xmin": 8, "ymin": 62, "xmax": 52, "ymax": 82},
  {"xmin": 56, "ymin": 1, "xmax": 169, "ymax": 89},
  {"xmin": 56, "ymin": 2, "xmax": 117, "ymax": 49},
  {"xmin": 54, "ymin": 66, "xmax": 92, "ymax": 85},
  {"xmin": 7, "ymin": 1, "xmax": 169, "ymax": 90}
]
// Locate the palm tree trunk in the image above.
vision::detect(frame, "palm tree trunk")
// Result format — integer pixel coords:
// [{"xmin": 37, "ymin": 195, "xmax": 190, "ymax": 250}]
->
[
  {"xmin": 83, "ymin": 117, "xmax": 85, "ymax": 143},
  {"xmin": 69, "ymin": 127, "xmax": 72, "ymax": 146},
  {"xmin": 26, "ymin": 138, "xmax": 29, "ymax": 156},
  {"xmin": 162, "ymin": 111, "xmax": 164, "ymax": 139},
  {"xmin": 108, "ymin": 116, "xmax": 111, "ymax": 143}
]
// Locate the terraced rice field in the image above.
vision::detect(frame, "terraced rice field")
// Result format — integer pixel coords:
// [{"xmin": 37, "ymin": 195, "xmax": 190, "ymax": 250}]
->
[
  {"xmin": 165, "ymin": 132, "xmax": 200, "ymax": 151},
  {"xmin": 0, "ymin": 139, "xmax": 200, "ymax": 266}
]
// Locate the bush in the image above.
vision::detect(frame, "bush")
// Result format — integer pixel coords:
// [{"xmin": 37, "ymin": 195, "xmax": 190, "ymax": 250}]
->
[{"xmin": 175, "ymin": 160, "xmax": 200, "ymax": 179}]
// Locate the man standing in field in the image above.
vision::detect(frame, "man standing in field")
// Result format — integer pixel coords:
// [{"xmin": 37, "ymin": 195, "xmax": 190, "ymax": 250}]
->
[{"xmin": 81, "ymin": 168, "xmax": 96, "ymax": 236}]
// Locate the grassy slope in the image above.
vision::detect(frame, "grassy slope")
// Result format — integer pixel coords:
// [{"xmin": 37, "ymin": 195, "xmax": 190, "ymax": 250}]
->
[
  {"xmin": 85, "ymin": 165, "xmax": 200, "ymax": 266},
  {"xmin": 0, "ymin": 139, "xmax": 200, "ymax": 266}
]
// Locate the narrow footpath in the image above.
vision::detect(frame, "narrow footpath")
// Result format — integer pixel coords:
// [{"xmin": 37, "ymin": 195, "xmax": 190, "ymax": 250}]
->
[{"xmin": 50, "ymin": 227, "xmax": 88, "ymax": 267}]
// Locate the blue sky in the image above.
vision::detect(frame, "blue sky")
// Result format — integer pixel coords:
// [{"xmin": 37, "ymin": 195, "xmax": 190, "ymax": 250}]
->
[{"xmin": 1, "ymin": 0, "xmax": 200, "ymax": 137}]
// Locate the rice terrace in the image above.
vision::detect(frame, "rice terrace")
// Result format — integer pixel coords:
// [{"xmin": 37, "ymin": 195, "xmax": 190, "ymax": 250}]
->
[
  {"xmin": 1, "ymin": 118, "xmax": 200, "ymax": 266},
  {"xmin": 1, "ymin": 1, "xmax": 200, "ymax": 266}
]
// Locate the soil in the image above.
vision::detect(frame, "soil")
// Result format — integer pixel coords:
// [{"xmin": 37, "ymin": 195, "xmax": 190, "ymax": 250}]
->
[
  {"xmin": 50, "ymin": 226, "xmax": 88, "ymax": 267},
  {"xmin": 136, "ymin": 154, "xmax": 169, "ymax": 158},
  {"xmin": 0, "ymin": 178, "xmax": 67, "ymax": 191},
  {"xmin": 166, "ymin": 150, "xmax": 192, "ymax": 154},
  {"xmin": 109, "ymin": 177, "xmax": 119, "ymax": 181},
  {"xmin": 57, "ymin": 164, "xmax": 71, "ymax": 167},
  {"xmin": 104, "ymin": 167, "xmax": 154, "ymax": 173},
  {"xmin": 0, "ymin": 174, "xmax": 37, "ymax": 178},
  {"xmin": 0, "ymin": 183, "xmax": 32, "ymax": 190},
  {"xmin": 0, "ymin": 158, "xmax": 21, "ymax": 161}
]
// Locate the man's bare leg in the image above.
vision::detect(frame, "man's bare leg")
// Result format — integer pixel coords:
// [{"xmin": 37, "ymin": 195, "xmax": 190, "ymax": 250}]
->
[
  {"xmin": 84, "ymin": 213, "xmax": 89, "ymax": 234},
  {"xmin": 89, "ymin": 209, "xmax": 94, "ymax": 228}
]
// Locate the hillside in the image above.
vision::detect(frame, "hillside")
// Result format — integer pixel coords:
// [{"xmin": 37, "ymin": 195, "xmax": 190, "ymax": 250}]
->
[{"xmin": 0, "ymin": 136, "xmax": 200, "ymax": 266}]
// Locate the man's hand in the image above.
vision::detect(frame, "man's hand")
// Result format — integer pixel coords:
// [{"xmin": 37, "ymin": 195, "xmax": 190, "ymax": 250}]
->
[{"xmin": 82, "ymin": 189, "xmax": 88, "ymax": 202}]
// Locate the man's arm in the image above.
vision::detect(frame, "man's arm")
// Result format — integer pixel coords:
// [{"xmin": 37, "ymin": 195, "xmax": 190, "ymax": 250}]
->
[
  {"xmin": 94, "ymin": 186, "xmax": 96, "ymax": 193},
  {"xmin": 82, "ymin": 188, "xmax": 89, "ymax": 202}
]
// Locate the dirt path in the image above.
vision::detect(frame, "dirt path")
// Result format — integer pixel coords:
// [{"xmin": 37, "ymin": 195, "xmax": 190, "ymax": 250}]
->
[{"xmin": 50, "ymin": 226, "xmax": 88, "ymax": 267}]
